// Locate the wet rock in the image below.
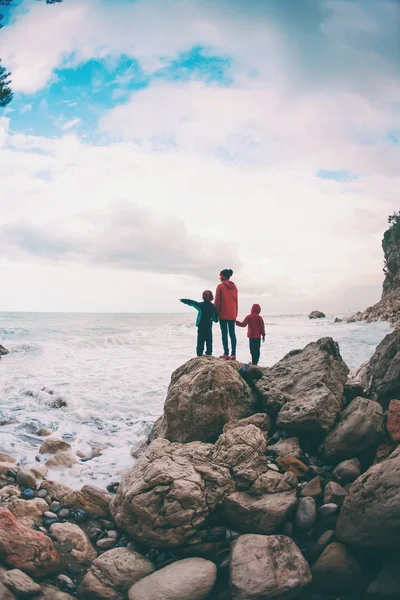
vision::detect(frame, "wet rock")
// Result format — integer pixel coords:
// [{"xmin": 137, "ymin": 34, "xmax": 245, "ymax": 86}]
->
[
  {"xmin": 39, "ymin": 438, "xmax": 72, "ymax": 454},
  {"xmin": 307, "ymin": 530, "xmax": 335, "ymax": 564},
  {"xmin": 363, "ymin": 329, "xmax": 400, "ymax": 407},
  {"xmin": 295, "ymin": 497, "xmax": 316, "ymax": 532},
  {"xmin": 46, "ymin": 452, "xmax": 77, "ymax": 468},
  {"xmin": 0, "ymin": 452, "xmax": 17, "ymax": 463},
  {"xmin": 155, "ymin": 357, "xmax": 256, "ymax": 443},
  {"xmin": 9, "ymin": 498, "xmax": 48, "ymax": 528},
  {"xmin": 25, "ymin": 463, "xmax": 48, "ymax": 480},
  {"xmin": 128, "ymin": 557, "xmax": 216, "ymax": 600},
  {"xmin": 106, "ymin": 481, "xmax": 120, "ymax": 494},
  {"xmin": 16, "ymin": 467, "xmax": 37, "ymax": 489},
  {"xmin": 72, "ymin": 509, "xmax": 89, "ymax": 523},
  {"xmin": 79, "ymin": 547, "xmax": 154, "ymax": 600},
  {"xmin": 300, "ymin": 476, "xmax": 322, "ymax": 498},
  {"xmin": 0, "ymin": 485, "xmax": 21, "ymax": 501},
  {"xmin": 230, "ymin": 534, "xmax": 311, "ymax": 599},
  {"xmin": 97, "ymin": 538, "xmax": 117, "ymax": 550},
  {"xmin": 0, "ymin": 567, "xmax": 16, "ymax": 600},
  {"xmin": 58, "ymin": 508, "xmax": 70, "ymax": 519},
  {"xmin": 386, "ymin": 399, "xmax": 400, "ymax": 442},
  {"xmin": 37, "ymin": 428, "xmax": 52, "ymax": 437},
  {"xmin": 0, "ymin": 344, "xmax": 9, "ymax": 355},
  {"xmin": 37, "ymin": 584, "xmax": 75, "ymax": 599},
  {"xmin": 323, "ymin": 481, "xmax": 347, "ymax": 505},
  {"xmin": 50, "ymin": 522, "xmax": 97, "ymax": 564},
  {"xmin": 0, "ymin": 507, "xmax": 59, "ymax": 576},
  {"xmin": 21, "ymin": 488, "xmax": 35, "ymax": 500},
  {"xmin": 276, "ymin": 456, "xmax": 308, "ymax": 477},
  {"xmin": 265, "ymin": 436, "xmax": 301, "ymax": 459},
  {"xmin": 309, "ymin": 311, "xmax": 325, "ymax": 319},
  {"xmin": 317, "ymin": 503, "xmax": 338, "ymax": 518},
  {"xmin": 224, "ymin": 489, "xmax": 297, "ymax": 535},
  {"xmin": 3, "ymin": 569, "xmax": 41, "ymax": 596},
  {"xmin": 366, "ymin": 557, "xmax": 400, "ymax": 599},
  {"xmin": 312, "ymin": 542, "xmax": 366, "ymax": 595},
  {"xmin": 62, "ymin": 485, "xmax": 112, "ymax": 517},
  {"xmin": 256, "ymin": 337, "xmax": 348, "ymax": 433},
  {"xmin": 322, "ymin": 397, "xmax": 384, "ymax": 461},
  {"xmin": 333, "ymin": 458, "xmax": 361, "ymax": 484},
  {"xmin": 337, "ymin": 446, "xmax": 400, "ymax": 548},
  {"xmin": 40, "ymin": 480, "xmax": 74, "ymax": 500}
]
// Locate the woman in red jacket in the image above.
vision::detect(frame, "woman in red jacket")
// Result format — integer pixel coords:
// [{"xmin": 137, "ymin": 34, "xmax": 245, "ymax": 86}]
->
[{"xmin": 215, "ymin": 268, "xmax": 238, "ymax": 360}]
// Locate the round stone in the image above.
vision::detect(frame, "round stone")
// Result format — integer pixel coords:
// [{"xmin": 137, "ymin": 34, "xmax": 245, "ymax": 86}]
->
[
  {"xmin": 58, "ymin": 508, "xmax": 70, "ymax": 519},
  {"xmin": 21, "ymin": 488, "xmax": 35, "ymax": 500},
  {"xmin": 106, "ymin": 481, "xmax": 120, "ymax": 493},
  {"xmin": 318, "ymin": 504, "xmax": 338, "ymax": 519},
  {"xmin": 44, "ymin": 511, "xmax": 58, "ymax": 520},
  {"xmin": 72, "ymin": 509, "xmax": 89, "ymax": 523},
  {"xmin": 37, "ymin": 489, "xmax": 48, "ymax": 499},
  {"xmin": 96, "ymin": 538, "xmax": 116, "ymax": 549}
]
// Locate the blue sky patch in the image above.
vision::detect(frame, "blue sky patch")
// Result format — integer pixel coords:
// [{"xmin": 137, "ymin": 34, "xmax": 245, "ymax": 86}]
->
[{"xmin": 316, "ymin": 169, "xmax": 358, "ymax": 182}]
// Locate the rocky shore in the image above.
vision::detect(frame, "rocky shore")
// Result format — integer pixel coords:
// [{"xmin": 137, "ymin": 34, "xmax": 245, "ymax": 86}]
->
[{"xmin": 1, "ymin": 329, "xmax": 400, "ymax": 599}]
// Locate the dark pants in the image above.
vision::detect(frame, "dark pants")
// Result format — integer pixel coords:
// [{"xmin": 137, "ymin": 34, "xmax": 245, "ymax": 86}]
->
[
  {"xmin": 220, "ymin": 320, "xmax": 237, "ymax": 356},
  {"xmin": 197, "ymin": 325, "xmax": 213, "ymax": 356},
  {"xmin": 249, "ymin": 338, "xmax": 261, "ymax": 365}
]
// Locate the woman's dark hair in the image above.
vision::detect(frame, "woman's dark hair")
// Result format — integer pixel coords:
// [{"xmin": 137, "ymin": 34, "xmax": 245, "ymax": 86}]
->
[{"xmin": 220, "ymin": 269, "xmax": 233, "ymax": 279}]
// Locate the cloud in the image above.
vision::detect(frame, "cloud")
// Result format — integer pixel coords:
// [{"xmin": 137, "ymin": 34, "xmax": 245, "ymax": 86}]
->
[
  {"xmin": 0, "ymin": 200, "xmax": 240, "ymax": 279},
  {"xmin": 62, "ymin": 117, "xmax": 81, "ymax": 130}
]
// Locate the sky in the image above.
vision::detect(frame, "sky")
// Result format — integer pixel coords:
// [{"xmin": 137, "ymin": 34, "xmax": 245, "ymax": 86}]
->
[{"xmin": 0, "ymin": 0, "xmax": 399, "ymax": 314}]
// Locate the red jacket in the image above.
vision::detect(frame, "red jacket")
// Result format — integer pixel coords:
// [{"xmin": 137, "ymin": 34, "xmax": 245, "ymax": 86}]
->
[
  {"xmin": 236, "ymin": 304, "xmax": 265, "ymax": 338},
  {"xmin": 215, "ymin": 280, "xmax": 238, "ymax": 321}
]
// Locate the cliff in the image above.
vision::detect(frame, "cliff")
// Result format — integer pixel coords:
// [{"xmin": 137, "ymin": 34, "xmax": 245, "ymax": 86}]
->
[{"xmin": 363, "ymin": 213, "xmax": 400, "ymax": 327}]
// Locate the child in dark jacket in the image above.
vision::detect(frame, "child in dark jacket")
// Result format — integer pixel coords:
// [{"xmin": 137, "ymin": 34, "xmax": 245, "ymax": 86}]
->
[
  {"xmin": 236, "ymin": 304, "xmax": 265, "ymax": 365},
  {"xmin": 180, "ymin": 291, "xmax": 218, "ymax": 356}
]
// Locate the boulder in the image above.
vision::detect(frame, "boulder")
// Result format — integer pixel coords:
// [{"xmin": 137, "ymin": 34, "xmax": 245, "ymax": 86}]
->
[
  {"xmin": 111, "ymin": 426, "xmax": 268, "ymax": 548},
  {"xmin": 46, "ymin": 452, "xmax": 77, "ymax": 468},
  {"xmin": 333, "ymin": 458, "xmax": 361, "ymax": 484},
  {"xmin": 323, "ymin": 481, "xmax": 346, "ymax": 505},
  {"xmin": 39, "ymin": 438, "xmax": 72, "ymax": 454},
  {"xmin": 0, "ymin": 452, "xmax": 16, "ymax": 463},
  {"xmin": 265, "ymin": 437, "xmax": 301, "ymax": 459},
  {"xmin": 337, "ymin": 447, "xmax": 400, "ymax": 547},
  {"xmin": 309, "ymin": 311, "xmax": 326, "ymax": 319},
  {"xmin": 365, "ymin": 557, "xmax": 400, "ymax": 599},
  {"xmin": 223, "ymin": 413, "xmax": 271, "ymax": 434},
  {"xmin": 0, "ymin": 567, "xmax": 16, "ymax": 600},
  {"xmin": 50, "ymin": 522, "xmax": 97, "ymax": 564},
  {"xmin": 364, "ymin": 329, "xmax": 400, "ymax": 407},
  {"xmin": 322, "ymin": 397, "xmax": 384, "ymax": 461},
  {"xmin": 62, "ymin": 485, "xmax": 112, "ymax": 517},
  {"xmin": 155, "ymin": 357, "xmax": 256, "ymax": 443},
  {"xmin": 0, "ymin": 344, "xmax": 9, "ymax": 355},
  {"xmin": 386, "ymin": 399, "xmax": 400, "ymax": 442},
  {"xmin": 16, "ymin": 468, "xmax": 37, "ymax": 489},
  {"xmin": 256, "ymin": 338, "xmax": 349, "ymax": 433},
  {"xmin": 9, "ymin": 498, "xmax": 48, "ymax": 528},
  {"xmin": 295, "ymin": 497, "xmax": 316, "ymax": 532},
  {"xmin": 312, "ymin": 542, "xmax": 366, "ymax": 595},
  {"xmin": 127, "ymin": 557, "xmax": 217, "ymax": 600},
  {"xmin": 78, "ymin": 548, "xmax": 154, "ymax": 600},
  {"xmin": 40, "ymin": 480, "xmax": 74, "ymax": 501},
  {"xmin": 224, "ymin": 489, "xmax": 297, "ymax": 535},
  {"xmin": 0, "ymin": 508, "xmax": 59, "ymax": 576},
  {"xmin": 2, "ymin": 569, "xmax": 41, "ymax": 596},
  {"xmin": 230, "ymin": 534, "xmax": 311, "ymax": 599}
]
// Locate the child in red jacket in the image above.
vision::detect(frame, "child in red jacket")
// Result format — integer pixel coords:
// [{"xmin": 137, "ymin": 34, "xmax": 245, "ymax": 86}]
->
[{"xmin": 236, "ymin": 304, "xmax": 265, "ymax": 365}]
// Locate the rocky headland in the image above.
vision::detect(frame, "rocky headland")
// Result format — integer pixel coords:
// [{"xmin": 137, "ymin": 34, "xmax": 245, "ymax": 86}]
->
[{"xmin": 1, "ymin": 329, "xmax": 400, "ymax": 599}]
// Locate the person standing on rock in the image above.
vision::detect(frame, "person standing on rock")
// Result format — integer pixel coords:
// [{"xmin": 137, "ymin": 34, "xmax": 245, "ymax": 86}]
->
[
  {"xmin": 236, "ymin": 304, "xmax": 265, "ymax": 365},
  {"xmin": 215, "ymin": 269, "xmax": 238, "ymax": 360},
  {"xmin": 180, "ymin": 291, "xmax": 218, "ymax": 356}
]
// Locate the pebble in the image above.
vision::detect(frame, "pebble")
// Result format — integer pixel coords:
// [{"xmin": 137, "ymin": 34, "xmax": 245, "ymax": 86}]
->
[
  {"xmin": 107, "ymin": 530, "xmax": 118, "ymax": 539},
  {"xmin": 88, "ymin": 527, "xmax": 103, "ymax": 542},
  {"xmin": 72, "ymin": 509, "xmax": 89, "ymax": 523},
  {"xmin": 43, "ymin": 518, "xmax": 58, "ymax": 528},
  {"xmin": 318, "ymin": 504, "xmax": 338, "ymax": 519},
  {"xmin": 57, "ymin": 574, "xmax": 75, "ymax": 590},
  {"xmin": 295, "ymin": 497, "xmax": 317, "ymax": 532},
  {"xmin": 39, "ymin": 527, "xmax": 47, "ymax": 534},
  {"xmin": 268, "ymin": 463, "xmax": 280, "ymax": 472},
  {"xmin": 7, "ymin": 469, "xmax": 17, "ymax": 479},
  {"xmin": 96, "ymin": 537, "xmax": 116, "ymax": 549},
  {"xmin": 21, "ymin": 488, "xmax": 35, "ymax": 500},
  {"xmin": 44, "ymin": 511, "xmax": 58, "ymax": 520},
  {"xmin": 106, "ymin": 481, "xmax": 120, "ymax": 493},
  {"xmin": 100, "ymin": 519, "xmax": 115, "ymax": 530},
  {"xmin": 58, "ymin": 508, "xmax": 70, "ymax": 519},
  {"xmin": 37, "ymin": 489, "xmax": 48, "ymax": 499}
]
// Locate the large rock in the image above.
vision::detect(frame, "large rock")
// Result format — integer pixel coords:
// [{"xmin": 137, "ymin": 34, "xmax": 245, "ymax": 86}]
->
[
  {"xmin": 386, "ymin": 399, "xmax": 400, "ymax": 442},
  {"xmin": 230, "ymin": 534, "xmax": 311, "ymax": 599},
  {"xmin": 309, "ymin": 311, "xmax": 325, "ymax": 319},
  {"xmin": 62, "ymin": 485, "xmax": 112, "ymax": 517},
  {"xmin": 366, "ymin": 557, "xmax": 400, "ymax": 599},
  {"xmin": 337, "ymin": 447, "xmax": 400, "ymax": 547},
  {"xmin": 78, "ymin": 548, "xmax": 154, "ymax": 600},
  {"xmin": 312, "ymin": 542, "xmax": 366, "ymax": 595},
  {"xmin": 128, "ymin": 557, "xmax": 216, "ymax": 600},
  {"xmin": 0, "ymin": 344, "xmax": 9, "ymax": 355},
  {"xmin": 111, "ymin": 426, "xmax": 268, "ymax": 547},
  {"xmin": 363, "ymin": 329, "xmax": 400, "ymax": 407},
  {"xmin": 50, "ymin": 522, "xmax": 97, "ymax": 564},
  {"xmin": 0, "ymin": 508, "xmax": 59, "ymax": 576},
  {"xmin": 0, "ymin": 567, "xmax": 16, "ymax": 600},
  {"xmin": 155, "ymin": 357, "xmax": 256, "ymax": 443},
  {"xmin": 321, "ymin": 397, "xmax": 384, "ymax": 461},
  {"xmin": 2, "ymin": 569, "xmax": 41, "ymax": 596},
  {"xmin": 39, "ymin": 438, "xmax": 72, "ymax": 454},
  {"xmin": 9, "ymin": 498, "xmax": 48, "ymax": 528},
  {"xmin": 256, "ymin": 338, "xmax": 349, "ymax": 433}
]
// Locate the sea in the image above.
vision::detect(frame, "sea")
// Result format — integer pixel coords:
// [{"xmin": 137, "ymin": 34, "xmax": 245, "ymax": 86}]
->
[{"xmin": 0, "ymin": 312, "xmax": 392, "ymax": 489}]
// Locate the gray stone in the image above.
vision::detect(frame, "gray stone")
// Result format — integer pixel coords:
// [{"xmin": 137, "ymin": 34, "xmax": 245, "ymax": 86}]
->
[
  {"xmin": 128, "ymin": 557, "xmax": 217, "ymax": 600},
  {"xmin": 265, "ymin": 437, "xmax": 301, "ymax": 459},
  {"xmin": 224, "ymin": 490, "xmax": 297, "ymax": 535},
  {"xmin": 312, "ymin": 542, "xmax": 366, "ymax": 595},
  {"xmin": 300, "ymin": 477, "xmax": 322, "ymax": 498},
  {"xmin": 97, "ymin": 538, "xmax": 116, "ymax": 549},
  {"xmin": 337, "ymin": 447, "xmax": 400, "ymax": 548},
  {"xmin": 16, "ymin": 468, "xmax": 36, "ymax": 489},
  {"xmin": 309, "ymin": 311, "xmax": 325, "ymax": 319},
  {"xmin": 230, "ymin": 534, "xmax": 311, "ymax": 600},
  {"xmin": 49, "ymin": 522, "xmax": 96, "ymax": 564},
  {"xmin": 322, "ymin": 397, "xmax": 384, "ymax": 461},
  {"xmin": 323, "ymin": 481, "xmax": 347, "ymax": 505},
  {"xmin": 333, "ymin": 458, "xmax": 361, "ymax": 484},
  {"xmin": 307, "ymin": 530, "xmax": 335, "ymax": 564},
  {"xmin": 366, "ymin": 557, "xmax": 400, "ymax": 599},
  {"xmin": 317, "ymin": 503, "xmax": 338, "ymax": 518},
  {"xmin": 3, "ymin": 569, "xmax": 41, "ymax": 596},
  {"xmin": 363, "ymin": 329, "xmax": 400, "ymax": 406},
  {"xmin": 256, "ymin": 337, "xmax": 349, "ymax": 433},
  {"xmin": 295, "ymin": 497, "xmax": 316, "ymax": 532}
]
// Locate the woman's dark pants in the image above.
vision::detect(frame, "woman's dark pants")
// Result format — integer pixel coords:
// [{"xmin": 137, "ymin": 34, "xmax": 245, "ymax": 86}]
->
[{"xmin": 220, "ymin": 320, "xmax": 237, "ymax": 356}]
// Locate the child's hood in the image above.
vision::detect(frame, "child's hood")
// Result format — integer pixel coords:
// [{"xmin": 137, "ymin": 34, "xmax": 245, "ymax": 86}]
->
[{"xmin": 251, "ymin": 304, "xmax": 261, "ymax": 314}]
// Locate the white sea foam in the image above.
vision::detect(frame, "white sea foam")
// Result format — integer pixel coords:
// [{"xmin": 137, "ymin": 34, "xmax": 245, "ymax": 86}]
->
[{"xmin": 0, "ymin": 312, "xmax": 392, "ymax": 488}]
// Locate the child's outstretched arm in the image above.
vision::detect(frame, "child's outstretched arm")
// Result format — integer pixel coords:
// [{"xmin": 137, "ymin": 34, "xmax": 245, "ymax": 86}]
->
[
  {"xmin": 236, "ymin": 315, "xmax": 249, "ymax": 327},
  {"xmin": 180, "ymin": 298, "xmax": 201, "ymax": 310}
]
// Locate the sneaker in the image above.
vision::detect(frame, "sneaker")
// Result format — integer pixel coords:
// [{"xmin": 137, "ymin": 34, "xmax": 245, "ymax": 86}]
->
[
  {"xmin": 219, "ymin": 354, "xmax": 230, "ymax": 359},
  {"xmin": 230, "ymin": 355, "xmax": 237, "ymax": 360}
]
